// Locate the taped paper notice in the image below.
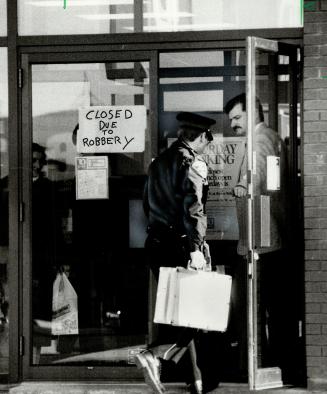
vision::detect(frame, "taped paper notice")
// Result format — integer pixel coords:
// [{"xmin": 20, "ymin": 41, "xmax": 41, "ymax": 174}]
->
[
  {"xmin": 78, "ymin": 105, "xmax": 146, "ymax": 154},
  {"xmin": 75, "ymin": 156, "xmax": 109, "ymax": 200},
  {"xmin": 267, "ymin": 155, "xmax": 280, "ymax": 191}
]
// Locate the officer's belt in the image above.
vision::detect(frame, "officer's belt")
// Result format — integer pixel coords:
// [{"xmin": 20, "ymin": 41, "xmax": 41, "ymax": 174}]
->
[{"xmin": 147, "ymin": 222, "xmax": 186, "ymax": 238}]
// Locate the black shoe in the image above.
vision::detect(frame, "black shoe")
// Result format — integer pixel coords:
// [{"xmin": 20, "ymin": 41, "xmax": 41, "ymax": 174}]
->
[{"xmin": 135, "ymin": 350, "xmax": 165, "ymax": 394}]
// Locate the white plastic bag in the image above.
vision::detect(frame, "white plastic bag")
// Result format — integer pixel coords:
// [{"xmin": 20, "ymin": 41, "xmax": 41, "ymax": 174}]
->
[{"xmin": 51, "ymin": 272, "xmax": 79, "ymax": 335}]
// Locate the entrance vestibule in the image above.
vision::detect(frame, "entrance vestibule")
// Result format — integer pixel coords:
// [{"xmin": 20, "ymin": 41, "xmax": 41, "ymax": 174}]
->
[{"xmin": 15, "ymin": 37, "xmax": 304, "ymax": 389}]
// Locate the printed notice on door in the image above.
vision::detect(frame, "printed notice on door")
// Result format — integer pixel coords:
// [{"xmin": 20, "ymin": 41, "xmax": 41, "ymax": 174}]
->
[
  {"xmin": 75, "ymin": 156, "xmax": 109, "ymax": 200},
  {"xmin": 78, "ymin": 105, "xmax": 146, "ymax": 154},
  {"xmin": 203, "ymin": 136, "xmax": 246, "ymax": 240},
  {"xmin": 169, "ymin": 135, "xmax": 246, "ymax": 240}
]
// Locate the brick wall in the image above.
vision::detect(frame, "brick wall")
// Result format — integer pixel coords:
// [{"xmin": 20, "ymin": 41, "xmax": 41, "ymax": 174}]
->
[{"xmin": 304, "ymin": 0, "xmax": 327, "ymax": 389}]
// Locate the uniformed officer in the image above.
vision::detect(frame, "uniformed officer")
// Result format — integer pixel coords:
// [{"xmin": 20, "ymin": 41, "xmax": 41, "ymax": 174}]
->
[{"xmin": 136, "ymin": 112, "xmax": 215, "ymax": 394}]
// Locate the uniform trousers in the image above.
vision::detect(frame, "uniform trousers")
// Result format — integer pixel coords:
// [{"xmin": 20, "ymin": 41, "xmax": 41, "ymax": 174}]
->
[
  {"xmin": 145, "ymin": 225, "xmax": 197, "ymax": 378},
  {"xmin": 145, "ymin": 225, "xmax": 222, "ymax": 391}
]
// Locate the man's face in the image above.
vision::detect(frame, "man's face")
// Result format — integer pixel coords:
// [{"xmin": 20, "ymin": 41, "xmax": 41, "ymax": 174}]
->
[
  {"xmin": 228, "ymin": 103, "xmax": 247, "ymax": 136},
  {"xmin": 32, "ymin": 151, "xmax": 44, "ymax": 178}
]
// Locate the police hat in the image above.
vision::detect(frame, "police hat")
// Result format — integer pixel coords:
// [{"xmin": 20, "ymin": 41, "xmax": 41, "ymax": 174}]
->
[
  {"xmin": 177, "ymin": 112, "xmax": 215, "ymax": 141},
  {"xmin": 176, "ymin": 112, "xmax": 215, "ymax": 131}
]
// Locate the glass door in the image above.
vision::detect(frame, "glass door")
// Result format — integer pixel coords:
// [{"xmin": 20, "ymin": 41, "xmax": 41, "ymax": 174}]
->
[
  {"xmin": 246, "ymin": 37, "xmax": 304, "ymax": 389},
  {"xmin": 20, "ymin": 50, "xmax": 158, "ymax": 380},
  {"xmin": 158, "ymin": 47, "xmax": 304, "ymax": 387}
]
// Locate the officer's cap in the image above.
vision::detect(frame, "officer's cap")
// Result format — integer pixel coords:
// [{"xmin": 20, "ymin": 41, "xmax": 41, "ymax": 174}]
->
[
  {"xmin": 176, "ymin": 112, "xmax": 215, "ymax": 131},
  {"xmin": 177, "ymin": 112, "xmax": 215, "ymax": 141}
]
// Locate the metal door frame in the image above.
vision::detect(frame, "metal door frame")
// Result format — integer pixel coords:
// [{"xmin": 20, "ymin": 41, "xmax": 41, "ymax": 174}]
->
[
  {"xmin": 246, "ymin": 36, "xmax": 300, "ymax": 390},
  {"xmin": 13, "ymin": 38, "xmax": 302, "ymax": 383}
]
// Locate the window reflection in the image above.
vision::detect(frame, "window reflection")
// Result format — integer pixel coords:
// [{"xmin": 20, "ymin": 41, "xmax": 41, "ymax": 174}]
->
[
  {"xmin": 0, "ymin": 48, "xmax": 8, "ymax": 375},
  {"xmin": 18, "ymin": 0, "xmax": 134, "ymax": 36},
  {"xmin": 32, "ymin": 142, "xmax": 62, "ymax": 364},
  {"xmin": 144, "ymin": 0, "xmax": 302, "ymax": 31},
  {"xmin": 159, "ymin": 50, "xmax": 247, "ymax": 242},
  {"xmin": 18, "ymin": 0, "xmax": 301, "ymax": 36},
  {"xmin": 158, "ymin": 50, "xmax": 300, "ymax": 379},
  {"xmin": 31, "ymin": 61, "xmax": 150, "ymax": 365},
  {"xmin": 0, "ymin": 0, "xmax": 6, "ymax": 36}
]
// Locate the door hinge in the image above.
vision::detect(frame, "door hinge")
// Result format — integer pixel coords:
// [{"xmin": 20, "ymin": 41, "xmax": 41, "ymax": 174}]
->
[
  {"xmin": 19, "ymin": 335, "xmax": 25, "ymax": 356},
  {"xmin": 19, "ymin": 202, "xmax": 25, "ymax": 222},
  {"xmin": 18, "ymin": 68, "xmax": 23, "ymax": 89}
]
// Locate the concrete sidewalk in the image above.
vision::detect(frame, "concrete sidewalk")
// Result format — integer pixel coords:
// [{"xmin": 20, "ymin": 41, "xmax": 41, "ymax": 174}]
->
[{"xmin": 4, "ymin": 382, "xmax": 325, "ymax": 394}]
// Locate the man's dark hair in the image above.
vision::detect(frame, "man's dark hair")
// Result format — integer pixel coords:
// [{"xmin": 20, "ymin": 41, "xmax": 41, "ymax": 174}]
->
[
  {"xmin": 32, "ymin": 142, "xmax": 47, "ymax": 165},
  {"xmin": 224, "ymin": 93, "xmax": 264, "ymax": 122}
]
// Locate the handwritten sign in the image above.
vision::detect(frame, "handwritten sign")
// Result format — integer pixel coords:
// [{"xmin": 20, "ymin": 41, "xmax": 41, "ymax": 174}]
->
[
  {"xmin": 75, "ymin": 156, "xmax": 109, "ymax": 200},
  {"xmin": 78, "ymin": 105, "xmax": 146, "ymax": 154}
]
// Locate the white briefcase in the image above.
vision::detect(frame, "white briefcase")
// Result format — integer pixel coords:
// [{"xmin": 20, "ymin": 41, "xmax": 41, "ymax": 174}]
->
[{"xmin": 154, "ymin": 267, "xmax": 232, "ymax": 332}]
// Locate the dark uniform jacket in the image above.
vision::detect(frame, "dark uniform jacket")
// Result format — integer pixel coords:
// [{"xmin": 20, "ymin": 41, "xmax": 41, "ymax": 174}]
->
[{"xmin": 143, "ymin": 138, "xmax": 208, "ymax": 253}]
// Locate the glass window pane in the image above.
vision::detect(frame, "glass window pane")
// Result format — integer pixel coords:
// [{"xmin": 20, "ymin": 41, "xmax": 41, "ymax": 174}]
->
[
  {"xmin": 159, "ymin": 49, "xmax": 301, "ymax": 382},
  {"xmin": 0, "ymin": 0, "xmax": 7, "ymax": 36},
  {"xmin": 145, "ymin": 0, "xmax": 301, "ymax": 32},
  {"xmin": 31, "ymin": 61, "xmax": 150, "ymax": 366},
  {"xmin": 0, "ymin": 47, "xmax": 9, "ymax": 375},
  {"xmin": 18, "ymin": 0, "xmax": 301, "ymax": 36},
  {"xmin": 159, "ymin": 50, "xmax": 249, "ymax": 381},
  {"xmin": 18, "ymin": 0, "xmax": 135, "ymax": 36}
]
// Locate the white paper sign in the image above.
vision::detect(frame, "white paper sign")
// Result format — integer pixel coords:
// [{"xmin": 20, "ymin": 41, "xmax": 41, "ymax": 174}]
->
[
  {"xmin": 75, "ymin": 156, "xmax": 108, "ymax": 200},
  {"xmin": 77, "ymin": 105, "xmax": 146, "ymax": 154},
  {"xmin": 267, "ymin": 155, "xmax": 280, "ymax": 191}
]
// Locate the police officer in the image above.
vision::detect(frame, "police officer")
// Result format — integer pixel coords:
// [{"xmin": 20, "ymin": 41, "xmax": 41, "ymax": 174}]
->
[{"xmin": 136, "ymin": 112, "xmax": 215, "ymax": 394}]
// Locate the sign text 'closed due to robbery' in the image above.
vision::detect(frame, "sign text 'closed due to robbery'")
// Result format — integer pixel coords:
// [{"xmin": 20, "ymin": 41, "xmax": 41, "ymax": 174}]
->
[{"xmin": 78, "ymin": 105, "xmax": 146, "ymax": 153}]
